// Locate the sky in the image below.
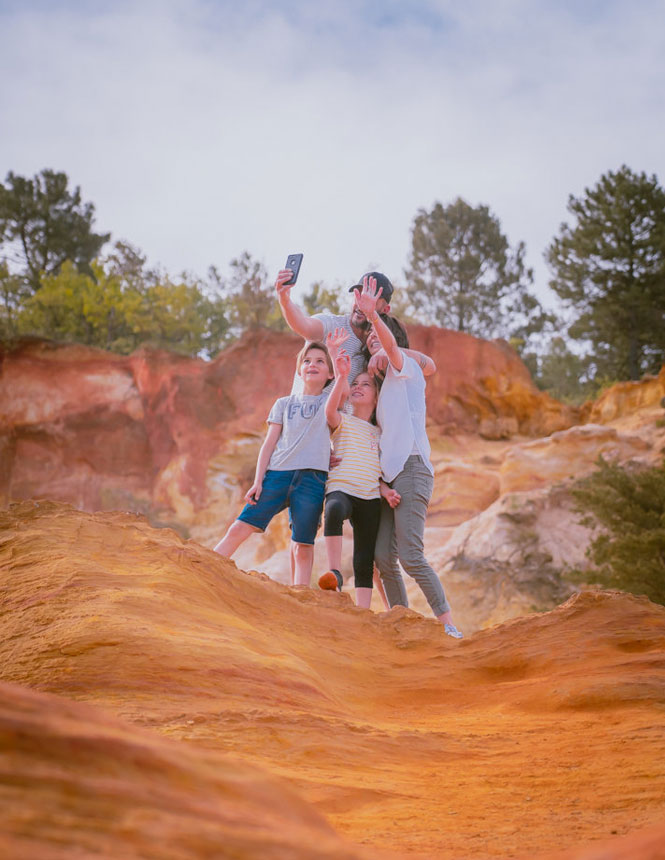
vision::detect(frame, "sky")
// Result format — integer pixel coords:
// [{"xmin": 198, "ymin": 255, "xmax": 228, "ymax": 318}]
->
[{"xmin": 1, "ymin": 0, "xmax": 664, "ymax": 311}]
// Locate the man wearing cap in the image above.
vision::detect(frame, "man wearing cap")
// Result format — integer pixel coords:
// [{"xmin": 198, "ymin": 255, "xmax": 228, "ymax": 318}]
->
[{"xmin": 275, "ymin": 268, "xmax": 394, "ymax": 384}]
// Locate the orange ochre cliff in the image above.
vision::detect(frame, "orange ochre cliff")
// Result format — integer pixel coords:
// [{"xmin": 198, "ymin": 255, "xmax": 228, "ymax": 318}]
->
[
  {"xmin": 1, "ymin": 329, "xmax": 665, "ymax": 858},
  {"xmin": 0, "ymin": 501, "xmax": 664, "ymax": 859}
]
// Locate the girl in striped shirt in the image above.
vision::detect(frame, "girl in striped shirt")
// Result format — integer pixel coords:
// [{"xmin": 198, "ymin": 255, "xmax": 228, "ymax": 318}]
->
[{"xmin": 320, "ymin": 349, "xmax": 399, "ymax": 608}]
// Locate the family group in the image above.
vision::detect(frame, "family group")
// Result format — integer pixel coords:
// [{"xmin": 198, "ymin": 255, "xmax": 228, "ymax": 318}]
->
[{"xmin": 214, "ymin": 267, "xmax": 462, "ymax": 639}]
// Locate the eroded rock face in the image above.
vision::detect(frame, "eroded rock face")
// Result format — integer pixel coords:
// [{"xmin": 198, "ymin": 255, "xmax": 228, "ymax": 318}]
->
[
  {"xmin": 2, "ymin": 334, "xmax": 665, "ymax": 634},
  {"xmin": 406, "ymin": 327, "xmax": 578, "ymax": 438},
  {"xmin": 499, "ymin": 423, "xmax": 654, "ymax": 494},
  {"xmin": 0, "ymin": 329, "xmax": 575, "ymax": 519},
  {"xmin": 581, "ymin": 366, "xmax": 665, "ymax": 424},
  {"xmin": 424, "ymin": 485, "xmax": 591, "ymax": 631},
  {"xmin": 0, "ymin": 332, "xmax": 303, "ymax": 519},
  {"xmin": 1, "ymin": 501, "xmax": 664, "ymax": 859}
]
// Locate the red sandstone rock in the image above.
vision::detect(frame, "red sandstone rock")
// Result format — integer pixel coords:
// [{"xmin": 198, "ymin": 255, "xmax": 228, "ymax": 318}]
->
[
  {"xmin": 408, "ymin": 326, "xmax": 577, "ymax": 437},
  {"xmin": 1, "ymin": 329, "xmax": 574, "ymax": 519},
  {"xmin": 580, "ymin": 366, "xmax": 665, "ymax": 425}
]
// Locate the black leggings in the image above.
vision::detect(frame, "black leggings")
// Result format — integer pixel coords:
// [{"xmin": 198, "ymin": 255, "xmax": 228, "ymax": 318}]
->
[{"xmin": 324, "ymin": 491, "xmax": 382, "ymax": 589}]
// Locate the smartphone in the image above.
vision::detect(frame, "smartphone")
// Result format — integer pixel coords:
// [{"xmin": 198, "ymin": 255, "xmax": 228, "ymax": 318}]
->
[{"xmin": 284, "ymin": 253, "xmax": 303, "ymax": 286}]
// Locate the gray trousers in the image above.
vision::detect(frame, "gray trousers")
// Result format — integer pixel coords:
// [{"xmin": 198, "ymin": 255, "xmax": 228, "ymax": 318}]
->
[{"xmin": 375, "ymin": 454, "xmax": 451, "ymax": 617}]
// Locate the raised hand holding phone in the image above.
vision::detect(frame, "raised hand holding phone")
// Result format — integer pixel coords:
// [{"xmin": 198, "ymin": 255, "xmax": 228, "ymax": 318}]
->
[
  {"xmin": 275, "ymin": 253, "xmax": 303, "ymax": 301},
  {"xmin": 283, "ymin": 253, "xmax": 303, "ymax": 286},
  {"xmin": 275, "ymin": 268, "xmax": 296, "ymax": 299}
]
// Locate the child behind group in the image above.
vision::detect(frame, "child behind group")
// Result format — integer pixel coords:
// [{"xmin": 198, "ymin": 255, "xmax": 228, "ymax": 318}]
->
[
  {"xmin": 214, "ymin": 341, "xmax": 334, "ymax": 585},
  {"xmin": 319, "ymin": 349, "xmax": 398, "ymax": 608}
]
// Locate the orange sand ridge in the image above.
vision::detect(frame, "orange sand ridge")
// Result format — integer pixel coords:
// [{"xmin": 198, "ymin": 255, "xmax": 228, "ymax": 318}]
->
[{"xmin": 1, "ymin": 500, "xmax": 665, "ymax": 859}]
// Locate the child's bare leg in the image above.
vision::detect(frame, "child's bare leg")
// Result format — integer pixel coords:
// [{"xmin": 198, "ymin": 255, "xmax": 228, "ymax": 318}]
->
[
  {"xmin": 214, "ymin": 520, "xmax": 259, "ymax": 558},
  {"xmin": 293, "ymin": 542, "xmax": 314, "ymax": 586},
  {"xmin": 355, "ymin": 586, "xmax": 373, "ymax": 609},
  {"xmin": 373, "ymin": 565, "xmax": 390, "ymax": 610},
  {"xmin": 289, "ymin": 542, "xmax": 296, "ymax": 585},
  {"xmin": 325, "ymin": 535, "xmax": 343, "ymax": 572}
]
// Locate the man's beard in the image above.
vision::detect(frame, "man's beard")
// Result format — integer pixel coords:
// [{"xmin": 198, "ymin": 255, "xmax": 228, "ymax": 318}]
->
[{"xmin": 352, "ymin": 310, "xmax": 371, "ymax": 330}]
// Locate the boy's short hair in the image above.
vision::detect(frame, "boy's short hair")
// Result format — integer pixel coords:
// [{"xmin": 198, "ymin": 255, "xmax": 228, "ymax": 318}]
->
[{"xmin": 296, "ymin": 340, "xmax": 334, "ymax": 376}]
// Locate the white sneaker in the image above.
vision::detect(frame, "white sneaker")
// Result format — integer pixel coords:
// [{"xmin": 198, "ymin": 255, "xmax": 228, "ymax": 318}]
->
[{"xmin": 444, "ymin": 623, "xmax": 464, "ymax": 639}]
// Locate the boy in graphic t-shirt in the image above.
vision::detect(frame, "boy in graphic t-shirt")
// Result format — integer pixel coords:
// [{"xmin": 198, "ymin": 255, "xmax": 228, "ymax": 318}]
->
[{"xmin": 214, "ymin": 341, "xmax": 334, "ymax": 586}]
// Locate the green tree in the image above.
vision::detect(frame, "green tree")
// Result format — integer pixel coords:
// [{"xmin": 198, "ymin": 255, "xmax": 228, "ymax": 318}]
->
[
  {"xmin": 0, "ymin": 169, "xmax": 110, "ymax": 291},
  {"xmin": 572, "ymin": 457, "xmax": 665, "ymax": 605},
  {"xmin": 531, "ymin": 336, "xmax": 597, "ymax": 403},
  {"xmin": 209, "ymin": 251, "xmax": 285, "ymax": 340},
  {"xmin": 15, "ymin": 252, "xmax": 229, "ymax": 357},
  {"xmin": 136, "ymin": 278, "xmax": 229, "ymax": 356},
  {"xmin": 17, "ymin": 260, "xmax": 140, "ymax": 350},
  {"xmin": 405, "ymin": 198, "xmax": 549, "ymax": 345},
  {"xmin": 302, "ymin": 281, "xmax": 344, "ymax": 316},
  {"xmin": 546, "ymin": 165, "xmax": 665, "ymax": 382},
  {"xmin": 0, "ymin": 261, "xmax": 29, "ymax": 339}
]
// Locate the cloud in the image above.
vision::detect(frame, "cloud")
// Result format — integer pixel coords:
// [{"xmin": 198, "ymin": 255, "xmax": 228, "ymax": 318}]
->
[{"xmin": 1, "ymin": 0, "xmax": 664, "ymax": 308}]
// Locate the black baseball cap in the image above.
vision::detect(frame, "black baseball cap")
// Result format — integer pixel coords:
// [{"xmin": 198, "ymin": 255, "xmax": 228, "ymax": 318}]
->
[{"xmin": 348, "ymin": 271, "xmax": 394, "ymax": 304}]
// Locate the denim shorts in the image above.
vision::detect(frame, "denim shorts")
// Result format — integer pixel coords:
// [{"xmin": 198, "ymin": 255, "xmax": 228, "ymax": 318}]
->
[{"xmin": 237, "ymin": 468, "xmax": 327, "ymax": 545}]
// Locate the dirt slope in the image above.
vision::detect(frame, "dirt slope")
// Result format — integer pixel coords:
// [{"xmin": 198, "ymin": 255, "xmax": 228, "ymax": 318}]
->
[{"xmin": 1, "ymin": 501, "xmax": 664, "ymax": 859}]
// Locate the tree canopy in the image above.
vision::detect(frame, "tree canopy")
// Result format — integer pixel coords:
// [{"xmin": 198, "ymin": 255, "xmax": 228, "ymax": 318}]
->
[
  {"xmin": 546, "ymin": 165, "xmax": 665, "ymax": 381},
  {"xmin": 404, "ymin": 198, "xmax": 550, "ymax": 348},
  {"xmin": 302, "ymin": 281, "xmax": 344, "ymax": 316},
  {"xmin": 0, "ymin": 169, "xmax": 110, "ymax": 291},
  {"xmin": 2, "ymin": 163, "xmax": 664, "ymax": 384},
  {"xmin": 10, "ymin": 247, "xmax": 230, "ymax": 358},
  {"xmin": 210, "ymin": 251, "xmax": 285, "ymax": 337}
]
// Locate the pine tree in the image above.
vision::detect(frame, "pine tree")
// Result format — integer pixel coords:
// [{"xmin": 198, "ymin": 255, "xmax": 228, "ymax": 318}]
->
[
  {"xmin": 0, "ymin": 169, "xmax": 110, "ymax": 291},
  {"xmin": 405, "ymin": 197, "xmax": 550, "ymax": 346},
  {"xmin": 546, "ymin": 165, "xmax": 665, "ymax": 381}
]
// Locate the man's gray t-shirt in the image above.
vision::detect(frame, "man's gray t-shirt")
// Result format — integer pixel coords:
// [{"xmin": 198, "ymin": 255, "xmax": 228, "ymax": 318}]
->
[{"xmin": 267, "ymin": 389, "xmax": 331, "ymax": 472}]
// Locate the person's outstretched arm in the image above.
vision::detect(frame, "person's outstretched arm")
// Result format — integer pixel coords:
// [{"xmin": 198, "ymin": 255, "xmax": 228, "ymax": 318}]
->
[
  {"xmin": 403, "ymin": 348, "xmax": 436, "ymax": 376},
  {"xmin": 245, "ymin": 422, "xmax": 282, "ymax": 504},
  {"xmin": 325, "ymin": 352, "xmax": 351, "ymax": 430},
  {"xmin": 275, "ymin": 269, "xmax": 325, "ymax": 341}
]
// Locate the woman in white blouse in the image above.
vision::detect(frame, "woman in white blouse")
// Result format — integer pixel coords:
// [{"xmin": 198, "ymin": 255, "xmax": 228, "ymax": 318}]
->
[{"xmin": 355, "ymin": 277, "xmax": 463, "ymax": 639}]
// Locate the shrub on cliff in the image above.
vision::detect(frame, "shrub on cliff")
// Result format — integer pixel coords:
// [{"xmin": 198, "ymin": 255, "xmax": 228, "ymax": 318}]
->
[{"xmin": 571, "ymin": 457, "xmax": 665, "ymax": 605}]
